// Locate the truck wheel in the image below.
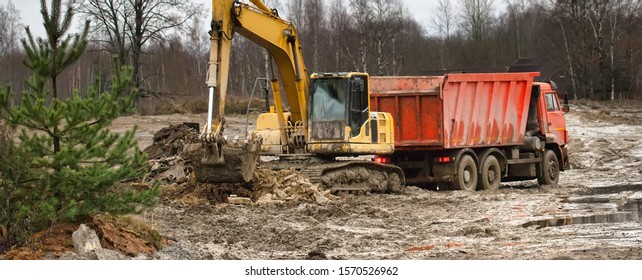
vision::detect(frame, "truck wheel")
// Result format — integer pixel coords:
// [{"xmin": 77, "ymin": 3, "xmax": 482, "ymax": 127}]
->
[
  {"xmin": 537, "ymin": 149, "xmax": 559, "ymax": 186},
  {"xmin": 453, "ymin": 155, "xmax": 478, "ymax": 191},
  {"xmin": 478, "ymin": 155, "xmax": 501, "ymax": 191}
]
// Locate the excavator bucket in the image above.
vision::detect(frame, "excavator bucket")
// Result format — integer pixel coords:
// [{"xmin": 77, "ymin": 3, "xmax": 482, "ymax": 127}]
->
[{"xmin": 192, "ymin": 134, "xmax": 262, "ymax": 184}]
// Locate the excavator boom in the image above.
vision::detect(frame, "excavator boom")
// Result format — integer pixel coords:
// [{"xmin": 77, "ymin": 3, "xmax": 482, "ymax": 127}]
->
[{"xmin": 197, "ymin": 0, "xmax": 309, "ymax": 183}]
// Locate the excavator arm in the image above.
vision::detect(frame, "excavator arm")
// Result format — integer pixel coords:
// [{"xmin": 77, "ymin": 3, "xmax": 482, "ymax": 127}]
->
[{"xmin": 197, "ymin": 0, "xmax": 309, "ymax": 183}]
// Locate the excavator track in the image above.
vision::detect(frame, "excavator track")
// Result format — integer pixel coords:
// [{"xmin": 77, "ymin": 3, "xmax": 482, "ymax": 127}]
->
[{"xmin": 263, "ymin": 156, "xmax": 405, "ymax": 194}]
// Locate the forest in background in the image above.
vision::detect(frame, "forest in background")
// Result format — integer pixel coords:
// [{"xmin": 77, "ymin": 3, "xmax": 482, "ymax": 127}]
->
[{"xmin": 1, "ymin": 0, "xmax": 641, "ymax": 115}]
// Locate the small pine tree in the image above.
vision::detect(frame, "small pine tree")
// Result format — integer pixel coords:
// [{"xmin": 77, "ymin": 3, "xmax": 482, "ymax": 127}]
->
[{"xmin": 0, "ymin": 0, "xmax": 157, "ymax": 247}]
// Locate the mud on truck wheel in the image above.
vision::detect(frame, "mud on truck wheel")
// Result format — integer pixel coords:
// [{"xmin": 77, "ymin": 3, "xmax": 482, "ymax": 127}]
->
[
  {"xmin": 453, "ymin": 155, "xmax": 478, "ymax": 191},
  {"xmin": 537, "ymin": 149, "xmax": 560, "ymax": 186}
]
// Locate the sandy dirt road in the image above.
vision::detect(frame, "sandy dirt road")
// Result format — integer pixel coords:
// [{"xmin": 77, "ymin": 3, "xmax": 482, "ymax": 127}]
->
[{"xmin": 113, "ymin": 101, "xmax": 642, "ymax": 260}]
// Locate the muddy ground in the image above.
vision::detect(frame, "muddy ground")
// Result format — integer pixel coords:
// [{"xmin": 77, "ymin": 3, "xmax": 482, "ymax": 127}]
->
[{"xmin": 112, "ymin": 100, "xmax": 642, "ymax": 260}]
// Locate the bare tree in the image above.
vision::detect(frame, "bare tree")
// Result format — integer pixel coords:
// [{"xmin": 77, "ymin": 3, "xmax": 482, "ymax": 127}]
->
[
  {"xmin": 604, "ymin": 0, "xmax": 641, "ymax": 99},
  {"xmin": 434, "ymin": 0, "xmax": 456, "ymax": 41},
  {"xmin": 0, "ymin": 1, "xmax": 22, "ymax": 58},
  {"xmin": 82, "ymin": 0, "xmax": 203, "ymax": 108},
  {"xmin": 0, "ymin": 0, "xmax": 24, "ymax": 87},
  {"xmin": 350, "ymin": 0, "xmax": 371, "ymax": 72},
  {"xmin": 433, "ymin": 0, "xmax": 456, "ymax": 68},
  {"xmin": 303, "ymin": 0, "xmax": 326, "ymax": 70},
  {"xmin": 328, "ymin": 0, "xmax": 354, "ymax": 71},
  {"xmin": 82, "ymin": 0, "xmax": 131, "ymax": 67},
  {"xmin": 459, "ymin": 0, "xmax": 494, "ymax": 42},
  {"xmin": 369, "ymin": 0, "xmax": 403, "ymax": 75},
  {"xmin": 506, "ymin": 0, "xmax": 527, "ymax": 58},
  {"xmin": 622, "ymin": 0, "xmax": 642, "ymax": 98},
  {"xmin": 285, "ymin": 0, "xmax": 304, "ymax": 30},
  {"xmin": 184, "ymin": 17, "xmax": 208, "ymax": 89}
]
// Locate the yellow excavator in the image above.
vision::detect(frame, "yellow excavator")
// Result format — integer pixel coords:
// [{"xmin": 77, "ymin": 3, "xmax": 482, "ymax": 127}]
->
[{"xmin": 196, "ymin": 0, "xmax": 404, "ymax": 192}]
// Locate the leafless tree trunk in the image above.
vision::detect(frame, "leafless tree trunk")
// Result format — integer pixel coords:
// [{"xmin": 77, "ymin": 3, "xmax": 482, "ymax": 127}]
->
[
  {"xmin": 433, "ymin": 0, "xmax": 456, "ymax": 69},
  {"xmin": 350, "ymin": 0, "xmax": 370, "ymax": 72},
  {"xmin": 586, "ymin": 0, "xmax": 609, "ymax": 99},
  {"xmin": 82, "ymin": 0, "xmax": 131, "ymax": 67},
  {"xmin": 559, "ymin": 21, "xmax": 578, "ymax": 100},
  {"xmin": 459, "ymin": 0, "xmax": 493, "ymax": 42},
  {"xmin": 459, "ymin": 0, "xmax": 494, "ymax": 67},
  {"xmin": 303, "ymin": 0, "xmax": 326, "ymax": 71},
  {"xmin": 506, "ymin": 0, "xmax": 528, "ymax": 58},
  {"xmin": 329, "ymin": 0, "xmax": 353, "ymax": 71},
  {"xmin": 0, "ymin": 1, "xmax": 22, "ymax": 59}
]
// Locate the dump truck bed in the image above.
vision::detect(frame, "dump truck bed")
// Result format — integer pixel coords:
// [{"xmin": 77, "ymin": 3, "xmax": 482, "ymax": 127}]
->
[{"xmin": 370, "ymin": 72, "xmax": 539, "ymax": 150}]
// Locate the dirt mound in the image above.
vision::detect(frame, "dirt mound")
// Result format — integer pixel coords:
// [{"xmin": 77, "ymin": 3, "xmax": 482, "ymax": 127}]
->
[
  {"xmin": 144, "ymin": 124, "xmax": 199, "ymax": 160},
  {"xmin": 3, "ymin": 215, "xmax": 163, "ymax": 260},
  {"xmin": 253, "ymin": 168, "xmax": 337, "ymax": 204},
  {"xmin": 157, "ymin": 167, "xmax": 336, "ymax": 205},
  {"xmin": 160, "ymin": 182, "xmax": 253, "ymax": 206},
  {"xmin": 147, "ymin": 156, "xmax": 193, "ymax": 185},
  {"xmin": 93, "ymin": 215, "xmax": 161, "ymax": 256},
  {"xmin": 144, "ymin": 124, "xmax": 336, "ymax": 206},
  {"xmin": 3, "ymin": 223, "xmax": 77, "ymax": 259},
  {"xmin": 3, "ymin": 247, "xmax": 44, "ymax": 260}
]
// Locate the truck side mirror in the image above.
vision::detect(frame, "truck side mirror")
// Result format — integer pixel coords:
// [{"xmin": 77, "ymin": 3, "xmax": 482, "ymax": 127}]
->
[
  {"xmin": 561, "ymin": 93, "xmax": 569, "ymax": 113},
  {"xmin": 562, "ymin": 104, "xmax": 570, "ymax": 113}
]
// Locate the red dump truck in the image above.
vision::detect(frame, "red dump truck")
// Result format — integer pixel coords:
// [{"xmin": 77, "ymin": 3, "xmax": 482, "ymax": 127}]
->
[{"xmin": 370, "ymin": 72, "xmax": 569, "ymax": 191}]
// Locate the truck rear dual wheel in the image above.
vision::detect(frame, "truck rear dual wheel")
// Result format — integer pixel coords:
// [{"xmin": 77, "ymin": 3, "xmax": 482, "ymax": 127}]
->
[
  {"xmin": 453, "ymin": 155, "xmax": 478, "ymax": 192},
  {"xmin": 538, "ymin": 149, "xmax": 560, "ymax": 186},
  {"xmin": 478, "ymin": 155, "xmax": 501, "ymax": 191}
]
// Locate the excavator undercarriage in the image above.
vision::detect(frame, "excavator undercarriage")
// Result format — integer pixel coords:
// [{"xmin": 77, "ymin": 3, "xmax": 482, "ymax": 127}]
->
[{"xmin": 262, "ymin": 156, "xmax": 405, "ymax": 194}]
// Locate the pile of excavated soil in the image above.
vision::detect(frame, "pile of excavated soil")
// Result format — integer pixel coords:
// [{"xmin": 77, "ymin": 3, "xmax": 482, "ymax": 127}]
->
[
  {"xmin": 253, "ymin": 168, "xmax": 337, "ymax": 204},
  {"xmin": 3, "ymin": 223, "xmax": 77, "ymax": 260},
  {"xmin": 143, "ymin": 124, "xmax": 199, "ymax": 160},
  {"xmin": 144, "ymin": 124, "xmax": 335, "ymax": 205},
  {"xmin": 2, "ymin": 215, "xmax": 161, "ymax": 260},
  {"xmin": 160, "ymin": 182, "xmax": 253, "ymax": 206},
  {"xmin": 156, "ymin": 167, "xmax": 336, "ymax": 206},
  {"xmin": 92, "ymin": 215, "xmax": 161, "ymax": 256}
]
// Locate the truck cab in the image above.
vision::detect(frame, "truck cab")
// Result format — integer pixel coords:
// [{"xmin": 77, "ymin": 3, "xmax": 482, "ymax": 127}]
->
[
  {"xmin": 533, "ymin": 82, "xmax": 570, "ymax": 171},
  {"xmin": 535, "ymin": 82, "xmax": 568, "ymax": 145}
]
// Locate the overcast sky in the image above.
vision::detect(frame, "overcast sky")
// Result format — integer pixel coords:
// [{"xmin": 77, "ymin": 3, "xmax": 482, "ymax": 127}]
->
[{"xmin": 4, "ymin": 0, "xmax": 505, "ymax": 39}]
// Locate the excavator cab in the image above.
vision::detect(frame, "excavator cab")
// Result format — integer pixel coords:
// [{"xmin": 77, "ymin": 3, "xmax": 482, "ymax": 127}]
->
[
  {"xmin": 307, "ymin": 72, "xmax": 395, "ymax": 156},
  {"xmin": 309, "ymin": 73, "xmax": 368, "ymax": 141}
]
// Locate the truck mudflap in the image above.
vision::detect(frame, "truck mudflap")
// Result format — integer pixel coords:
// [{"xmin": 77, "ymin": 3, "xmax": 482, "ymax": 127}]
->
[
  {"xmin": 301, "ymin": 161, "xmax": 406, "ymax": 194},
  {"xmin": 562, "ymin": 145, "xmax": 570, "ymax": 170}
]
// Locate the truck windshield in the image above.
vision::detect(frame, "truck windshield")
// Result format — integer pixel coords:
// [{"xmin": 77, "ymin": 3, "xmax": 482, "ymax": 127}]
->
[{"xmin": 309, "ymin": 78, "xmax": 348, "ymax": 121}]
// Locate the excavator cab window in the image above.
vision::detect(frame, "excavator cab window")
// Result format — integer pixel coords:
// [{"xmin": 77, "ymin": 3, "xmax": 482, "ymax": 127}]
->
[
  {"xmin": 348, "ymin": 75, "xmax": 368, "ymax": 137},
  {"xmin": 309, "ymin": 78, "xmax": 348, "ymax": 122}
]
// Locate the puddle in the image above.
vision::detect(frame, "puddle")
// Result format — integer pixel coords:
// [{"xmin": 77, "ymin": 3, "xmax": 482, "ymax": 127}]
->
[
  {"xmin": 522, "ymin": 199, "xmax": 642, "ymax": 229},
  {"xmin": 579, "ymin": 183, "xmax": 642, "ymax": 195}
]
